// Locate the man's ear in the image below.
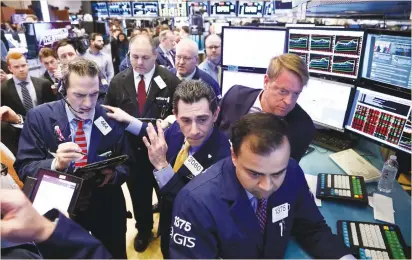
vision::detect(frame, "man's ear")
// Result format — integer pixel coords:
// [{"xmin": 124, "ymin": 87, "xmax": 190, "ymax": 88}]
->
[
  {"xmin": 231, "ymin": 147, "xmax": 237, "ymax": 168},
  {"xmin": 212, "ymin": 106, "xmax": 220, "ymax": 122}
]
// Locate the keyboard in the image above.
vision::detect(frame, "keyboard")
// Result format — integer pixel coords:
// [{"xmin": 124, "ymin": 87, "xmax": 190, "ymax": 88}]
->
[
  {"xmin": 316, "ymin": 174, "xmax": 368, "ymax": 206},
  {"xmin": 312, "ymin": 131, "xmax": 353, "ymax": 152},
  {"xmin": 337, "ymin": 220, "xmax": 409, "ymax": 259},
  {"xmin": 329, "ymin": 149, "xmax": 381, "ymax": 183}
]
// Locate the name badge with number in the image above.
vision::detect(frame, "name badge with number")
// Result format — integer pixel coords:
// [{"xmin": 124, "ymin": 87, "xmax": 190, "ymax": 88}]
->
[
  {"xmin": 154, "ymin": 76, "xmax": 167, "ymax": 90},
  {"xmin": 184, "ymin": 155, "xmax": 204, "ymax": 176},
  {"xmin": 94, "ymin": 116, "xmax": 112, "ymax": 136},
  {"xmin": 272, "ymin": 203, "xmax": 290, "ymax": 223}
]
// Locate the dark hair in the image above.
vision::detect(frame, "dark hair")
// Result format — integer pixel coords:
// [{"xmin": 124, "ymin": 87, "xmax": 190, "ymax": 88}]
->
[
  {"xmin": 55, "ymin": 39, "xmax": 75, "ymax": 54},
  {"xmin": 181, "ymin": 26, "xmax": 190, "ymax": 34},
  {"xmin": 172, "ymin": 80, "xmax": 218, "ymax": 115},
  {"xmin": 231, "ymin": 113, "xmax": 289, "ymax": 156},
  {"xmin": 60, "ymin": 57, "xmax": 101, "ymax": 92},
  {"xmin": 90, "ymin": 33, "xmax": 103, "ymax": 41}
]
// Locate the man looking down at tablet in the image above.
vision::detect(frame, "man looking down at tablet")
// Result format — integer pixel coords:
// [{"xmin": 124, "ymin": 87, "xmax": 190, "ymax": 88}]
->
[
  {"xmin": 102, "ymin": 80, "xmax": 231, "ymax": 258},
  {"xmin": 14, "ymin": 57, "xmax": 132, "ymax": 259}
]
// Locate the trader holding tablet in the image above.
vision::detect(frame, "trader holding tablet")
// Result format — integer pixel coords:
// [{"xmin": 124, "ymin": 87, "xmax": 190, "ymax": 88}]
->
[{"xmin": 14, "ymin": 57, "xmax": 132, "ymax": 259}]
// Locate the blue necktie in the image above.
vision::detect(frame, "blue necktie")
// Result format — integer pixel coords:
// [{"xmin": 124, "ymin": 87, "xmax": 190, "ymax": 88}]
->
[{"xmin": 19, "ymin": 81, "xmax": 33, "ymax": 111}]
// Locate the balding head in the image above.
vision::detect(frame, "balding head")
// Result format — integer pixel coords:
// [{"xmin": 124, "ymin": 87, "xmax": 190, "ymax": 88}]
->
[
  {"xmin": 159, "ymin": 30, "xmax": 176, "ymax": 52},
  {"xmin": 129, "ymin": 34, "xmax": 157, "ymax": 74},
  {"xmin": 205, "ymin": 34, "xmax": 221, "ymax": 64},
  {"xmin": 175, "ymin": 39, "xmax": 199, "ymax": 77}
]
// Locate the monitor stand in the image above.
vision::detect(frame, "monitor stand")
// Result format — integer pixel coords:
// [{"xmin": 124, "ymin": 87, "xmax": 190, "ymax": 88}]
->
[{"xmin": 312, "ymin": 129, "xmax": 356, "ymax": 152}]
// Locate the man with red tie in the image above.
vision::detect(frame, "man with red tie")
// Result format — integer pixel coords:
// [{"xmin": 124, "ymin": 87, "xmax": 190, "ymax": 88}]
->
[
  {"xmin": 14, "ymin": 58, "xmax": 132, "ymax": 259},
  {"xmin": 105, "ymin": 34, "xmax": 181, "ymax": 252}
]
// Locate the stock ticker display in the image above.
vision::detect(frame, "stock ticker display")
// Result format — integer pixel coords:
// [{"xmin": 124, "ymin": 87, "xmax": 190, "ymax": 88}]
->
[
  {"xmin": 288, "ymin": 29, "xmax": 364, "ymax": 79},
  {"xmin": 346, "ymin": 88, "xmax": 411, "ymax": 153}
]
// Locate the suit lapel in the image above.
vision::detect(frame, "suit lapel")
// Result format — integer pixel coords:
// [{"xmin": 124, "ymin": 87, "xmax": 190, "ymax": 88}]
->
[
  {"xmin": 8, "ymin": 79, "xmax": 26, "ymax": 113},
  {"xmin": 143, "ymin": 66, "xmax": 162, "ymax": 117},
  {"xmin": 120, "ymin": 69, "xmax": 139, "ymax": 115},
  {"xmin": 88, "ymin": 109, "xmax": 104, "ymax": 163},
  {"xmin": 49, "ymin": 101, "xmax": 71, "ymax": 145},
  {"xmin": 31, "ymin": 77, "xmax": 42, "ymax": 104}
]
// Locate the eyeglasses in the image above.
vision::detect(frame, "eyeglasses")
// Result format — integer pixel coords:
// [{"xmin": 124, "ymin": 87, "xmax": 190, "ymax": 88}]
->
[
  {"xmin": 176, "ymin": 56, "xmax": 195, "ymax": 62},
  {"xmin": 206, "ymin": 45, "xmax": 221, "ymax": 50}
]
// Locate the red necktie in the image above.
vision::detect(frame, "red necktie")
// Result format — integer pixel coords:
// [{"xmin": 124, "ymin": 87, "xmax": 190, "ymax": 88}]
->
[
  {"xmin": 137, "ymin": 75, "xmax": 146, "ymax": 115},
  {"xmin": 74, "ymin": 120, "xmax": 88, "ymax": 167},
  {"xmin": 256, "ymin": 198, "xmax": 268, "ymax": 233}
]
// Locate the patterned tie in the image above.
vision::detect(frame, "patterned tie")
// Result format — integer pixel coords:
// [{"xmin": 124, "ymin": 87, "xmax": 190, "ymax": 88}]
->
[
  {"xmin": 168, "ymin": 51, "xmax": 175, "ymax": 67},
  {"xmin": 256, "ymin": 198, "xmax": 268, "ymax": 233},
  {"xmin": 19, "ymin": 81, "xmax": 33, "ymax": 111},
  {"xmin": 137, "ymin": 75, "xmax": 146, "ymax": 116},
  {"xmin": 173, "ymin": 142, "xmax": 190, "ymax": 172},
  {"xmin": 74, "ymin": 120, "xmax": 88, "ymax": 168}
]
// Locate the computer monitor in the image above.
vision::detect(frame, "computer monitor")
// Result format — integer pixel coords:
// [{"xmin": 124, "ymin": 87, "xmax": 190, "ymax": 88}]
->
[
  {"xmin": 108, "ymin": 2, "xmax": 132, "ymax": 17},
  {"xmin": 222, "ymin": 27, "xmax": 287, "ymax": 69},
  {"xmin": 159, "ymin": 2, "xmax": 187, "ymax": 17},
  {"xmin": 237, "ymin": 1, "xmax": 264, "ymax": 17},
  {"xmin": 288, "ymin": 28, "xmax": 364, "ymax": 80},
  {"xmin": 221, "ymin": 70, "xmax": 265, "ymax": 96},
  {"xmin": 360, "ymin": 30, "xmax": 411, "ymax": 93},
  {"xmin": 297, "ymin": 78, "xmax": 354, "ymax": 132},
  {"xmin": 210, "ymin": 1, "xmax": 237, "ymax": 17},
  {"xmin": 212, "ymin": 22, "xmax": 230, "ymax": 34},
  {"xmin": 187, "ymin": 1, "xmax": 209, "ymax": 16},
  {"xmin": 91, "ymin": 2, "xmax": 109, "ymax": 18},
  {"xmin": 132, "ymin": 2, "xmax": 158, "ymax": 17},
  {"xmin": 345, "ymin": 87, "xmax": 412, "ymax": 154}
]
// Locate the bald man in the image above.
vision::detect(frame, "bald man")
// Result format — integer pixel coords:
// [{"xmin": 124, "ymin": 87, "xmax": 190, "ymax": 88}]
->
[
  {"xmin": 170, "ymin": 38, "xmax": 221, "ymax": 98},
  {"xmin": 199, "ymin": 34, "xmax": 221, "ymax": 83},
  {"xmin": 156, "ymin": 30, "xmax": 177, "ymax": 69}
]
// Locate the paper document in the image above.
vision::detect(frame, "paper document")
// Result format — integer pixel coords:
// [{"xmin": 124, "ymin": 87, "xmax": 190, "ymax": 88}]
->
[
  {"xmin": 369, "ymin": 193, "xmax": 395, "ymax": 224},
  {"xmin": 304, "ymin": 174, "xmax": 322, "ymax": 207}
]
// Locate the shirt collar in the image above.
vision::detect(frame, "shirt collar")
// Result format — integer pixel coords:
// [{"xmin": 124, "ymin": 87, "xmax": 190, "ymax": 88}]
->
[
  {"xmin": 13, "ymin": 75, "xmax": 30, "ymax": 85},
  {"xmin": 64, "ymin": 103, "xmax": 95, "ymax": 125},
  {"xmin": 87, "ymin": 48, "xmax": 101, "ymax": 56},
  {"xmin": 177, "ymin": 67, "xmax": 196, "ymax": 81},
  {"xmin": 133, "ymin": 65, "xmax": 156, "ymax": 82},
  {"xmin": 206, "ymin": 59, "xmax": 219, "ymax": 71},
  {"xmin": 245, "ymin": 189, "xmax": 255, "ymax": 202},
  {"xmin": 159, "ymin": 45, "xmax": 170, "ymax": 55},
  {"xmin": 251, "ymin": 90, "xmax": 264, "ymax": 112}
]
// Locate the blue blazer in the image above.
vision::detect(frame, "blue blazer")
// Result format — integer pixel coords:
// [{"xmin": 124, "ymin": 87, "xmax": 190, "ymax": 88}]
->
[
  {"xmin": 217, "ymin": 85, "xmax": 315, "ymax": 162},
  {"xmin": 169, "ymin": 67, "xmax": 221, "ymax": 99},
  {"xmin": 14, "ymin": 100, "xmax": 132, "ymax": 184},
  {"xmin": 156, "ymin": 46, "xmax": 175, "ymax": 69},
  {"xmin": 170, "ymin": 157, "xmax": 351, "ymax": 259}
]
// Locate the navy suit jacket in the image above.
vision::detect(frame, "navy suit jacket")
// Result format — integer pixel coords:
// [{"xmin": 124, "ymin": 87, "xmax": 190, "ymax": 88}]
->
[
  {"xmin": 14, "ymin": 100, "xmax": 131, "ymax": 184},
  {"xmin": 170, "ymin": 157, "xmax": 351, "ymax": 259},
  {"xmin": 169, "ymin": 67, "xmax": 221, "ymax": 99},
  {"xmin": 217, "ymin": 85, "xmax": 315, "ymax": 162},
  {"xmin": 156, "ymin": 46, "xmax": 175, "ymax": 69}
]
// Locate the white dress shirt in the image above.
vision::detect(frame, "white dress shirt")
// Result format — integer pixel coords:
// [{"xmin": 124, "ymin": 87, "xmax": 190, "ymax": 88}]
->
[
  {"xmin": 176, "ymin": 69, "xmax": 196, "ymax": 81},
  {"xmin": 133, "ymin": 65, "xmax": 156, "ymax": 94},
  {"xmin": 248, "ymin": 90, "xmax": 264, "ymax": 114},
  {"xmin": 13, "ymin": 76, "xmax": 37, "ymax": 107}
]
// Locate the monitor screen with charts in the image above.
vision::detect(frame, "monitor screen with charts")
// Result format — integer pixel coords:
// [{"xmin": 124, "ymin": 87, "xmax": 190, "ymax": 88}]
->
[
  {"xmin": 108, "ymin": 2, "xmax": 132, "ymax": 17},
  {"xmin": 297, "ymin": 78, "xmax": 353, "ymax": 132},
  {"xmin": 187, "ymin": 1, "xmax": 209, "ymax": 16},
  {"xmin": 222, "ymin": 27, "xmax": 287, "ymax": 68},
  {"xmin": 361, "ymin": 31, "xmax": 411, "ymax": 91},
  {"xmin": 31, "ymin": 169, "xmax": 82, "ymax": 215},
  {"xmin": 159, "ymin": 2, "xmax": 187, "ymax": 17},
  {"xmin": 132, "ymin": 2, "xmax": 158, "ymax": 17},
  {"xmin": 91, "ymin": 2, "xmax": 109, "ymax": 17},
  {"xmin": 237, "ymin": 1, "xmax": 264, "ymax": 17},
  {"xmin": 345, "ymin": 87, "xmax": 412, "ymax": 154},
  {"xmin": 210, "ymin": 1, "xmax": 237, "ymax": 17},
  {"xmin": 288, "ymin": 28, "xmax": 364, "ymax": 80},
  {"xmin": 221, "ymin": 70, "xmax": 265, "ymax": 96}
]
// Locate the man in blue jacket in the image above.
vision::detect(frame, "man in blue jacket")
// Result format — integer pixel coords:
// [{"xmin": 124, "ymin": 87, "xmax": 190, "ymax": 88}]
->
[
  {"xmin": 14, "ymin": 58, "xmax": 131, "ymax": 259},
  {"xmin": 169, "ymin": 39, "xmax": 221, "ymax": 99},
  {"xmin": 170, "ymin": 113, "xmax": 354, "ymax": 259},
  {"xmin": 103, "ymin": 80, "xmax": 230, "ymax": 258}
]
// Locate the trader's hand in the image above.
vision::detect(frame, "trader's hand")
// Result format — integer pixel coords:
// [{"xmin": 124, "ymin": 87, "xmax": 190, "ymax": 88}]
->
[
  {"xmin": 53, "ymin": 66, "xmax": 62, "ymax": 80},
  {"xmin": 98, "ymin": 168, "xmax": 115, "ymax": 187},
  {"xmin": 101, "ymin": 105, "xmax": 134, "ymax": 124},
  {"xmin": 0, "ymin": 69, "xmax": 8, "ymax": 83},
  {"xmin": 0, "ymin": 106, "xmax": 20, "ymax": 124},
  {"xmin": 142, "ymin": 121, "xmax": 169, "ymax": 171},
  {"xmin": 54, "ymin": 142, "xmax": 85, "ymax": 171},
  {"xmin": 0, "ymin": 189, "xmax": 56, "ymax": 243}
]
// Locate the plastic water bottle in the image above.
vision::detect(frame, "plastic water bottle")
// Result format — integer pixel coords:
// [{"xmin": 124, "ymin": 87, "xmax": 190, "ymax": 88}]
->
[{"xmin": 377, "ymin": 155, "xmax": 398, "ymax": 193}]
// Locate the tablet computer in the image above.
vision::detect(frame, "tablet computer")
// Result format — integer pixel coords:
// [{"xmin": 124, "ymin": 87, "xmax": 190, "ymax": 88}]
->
[{"xmin": 28, "ymin": 169, "xmax": 83, "ymax": 216}]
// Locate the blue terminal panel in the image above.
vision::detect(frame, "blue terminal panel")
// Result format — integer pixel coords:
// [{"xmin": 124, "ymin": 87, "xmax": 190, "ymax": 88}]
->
[
  {"xmin": 210, "ymin": 1, "xmax": 237, "ymax": 17},
  {"xmin": 159, "ymin": 2, "xmax": 187, "ymax": 17},
  {"xmin": 91, "ymin": 2, "xmax": 109, "ymax": 17},
  {"xmin": 237, "ymin": 1, "xmax": 264, "ymax": 17},
  {"xmin": 263, "ymin": 1, "xmax": 275, "ymax": 16},
  {"xmin": 132, "ymin": 2, "xmax": 158, "ymax": 17},
  {"xmin": 187, "ymin": 1, "xmax": 209, "ymax": 16},
  {"xmin": 361, "ymin": 33, "xmax": 411, "ymax": 90},
  {"xmin": 108, "ymin": 2, "xmax": 132, "ymax": 17}
]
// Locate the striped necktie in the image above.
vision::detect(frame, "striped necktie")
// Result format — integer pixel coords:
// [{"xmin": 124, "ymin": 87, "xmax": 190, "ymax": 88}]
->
[
  {"xmin": 74, "ymin": 120, "xmax": 88, "ymax": 167},
  {"xmin": 256, "ymin": 198, "xmax": 268, "ymax": 233},
  {"xmin": 19, "ymin": 81, "xmax": 33, "ymax": 111}
]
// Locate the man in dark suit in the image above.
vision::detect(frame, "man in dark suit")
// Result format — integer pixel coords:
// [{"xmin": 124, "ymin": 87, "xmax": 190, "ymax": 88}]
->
[
  {"xmin": 1, "ymin": 51, "xmax": 55, "ymax": 155},
  {"xmin": 105, "ymin": 34, "xmax": 181, "ymax": 252},
  {"xmin": 156, "ymin": 30, "xmax": 177, "ymax": 69},
  {"xmin": 103, "ymin": 80, "xmax": 230, "ymax": 258},
  {"xmin": 169, "ymin": 38, "xmax": 221, "ymax": 99},
  {"xmin": 217, "ymin": 53, "xmax": 314, "ymax": 162},
  {"xmin": 39, "ymin": 47, "xmax": 61, "ymax": 85},
  {"xmin": 14, "ymin": 58, "xmax": 132, "ymax": 259}
]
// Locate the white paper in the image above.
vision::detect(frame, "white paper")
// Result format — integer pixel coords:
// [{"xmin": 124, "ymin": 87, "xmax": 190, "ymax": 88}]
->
[
  {"xmin": 11, "ymin": 123, "xmax": 23, "ymax": 129},
  {"xmin": 94, "ymin": 116, "xmax": 112, "ymax": 136},
  {"xmin": 373, "ymin": 193, "xmax": 395, "ymax": 224},
  {"xmin": 154, "ymin": 76, "xmax": 167, "ymax": 90},
  {"xmin": 304, "ymin": 174, "xmax": 322, "ymax": 207}
]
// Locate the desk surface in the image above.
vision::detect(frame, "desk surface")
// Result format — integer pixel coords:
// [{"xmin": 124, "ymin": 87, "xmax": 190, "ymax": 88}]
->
[{"xmin": 285, "ymin": 144, "xmax": 411, "ymax": 259}]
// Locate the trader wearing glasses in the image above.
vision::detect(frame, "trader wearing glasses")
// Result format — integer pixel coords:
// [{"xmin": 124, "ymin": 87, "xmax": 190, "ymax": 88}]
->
[
  {"xmin": 199, "ymin": 34, "xmax": 222, "ymax": 84},
  {"xmin": 170, "ymin": 38, "xmax": 221, "ymax": 99},
  {"xmin": 216, "ymin": 53, "xmax": 315, "ymax": 162}
]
